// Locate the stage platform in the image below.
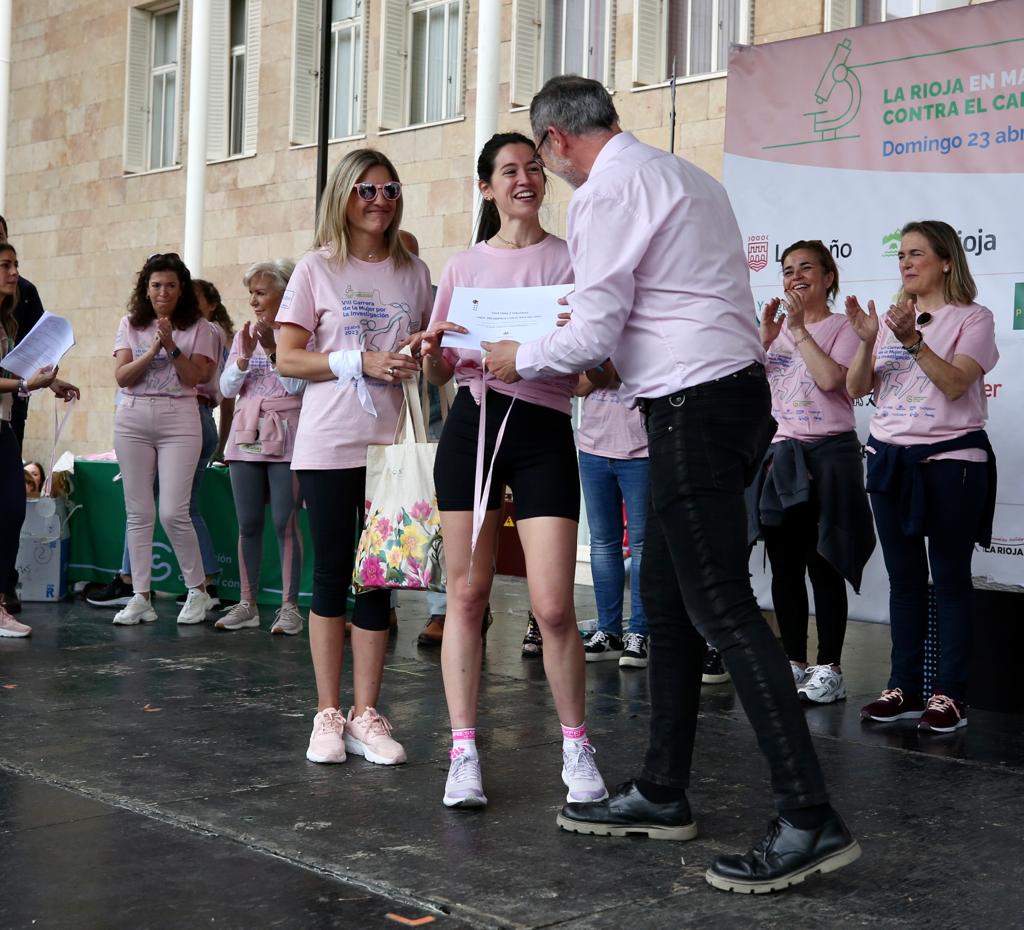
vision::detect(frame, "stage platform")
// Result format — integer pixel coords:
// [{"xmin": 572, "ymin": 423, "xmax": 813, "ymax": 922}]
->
[{"xmin": 2, "ymin": 577, "xmax": 1022, "ymax": 929}]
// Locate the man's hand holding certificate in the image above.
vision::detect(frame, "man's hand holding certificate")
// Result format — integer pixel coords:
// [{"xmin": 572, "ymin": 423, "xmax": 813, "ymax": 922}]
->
[{"xmin": 442, "ymin": 285, "xmax": 569, "ymax": 351}]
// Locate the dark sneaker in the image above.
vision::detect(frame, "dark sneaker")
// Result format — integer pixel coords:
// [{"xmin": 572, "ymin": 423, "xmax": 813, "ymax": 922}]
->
[
  {"xmin": 706, "ymin": 811, "xmax": 860, "ymax": 893},
  {"xmin": 556, "ymin": 779, "xmax": 698, "ymax": 840},
  {"xmin": 702, "ymin": 646, "xmax": 730, "ymax": 684},
  {"xmin": 176, "ymin": 584, "xmax": 221, "ymax": 609},
  {"xmin": 584, "ymin": 630, "xmax": 624, "ymax": 662},
  {"xmin": 918, "ymin": 693, "xmax": 967, "ymax": 732},
  {"xmin": 521, "ymin": 612, "xmax": 543, "ymax": 657},
  {"xmin": 860, "ymin": 687, "xmax": 925, "ymax": 722},
  {"xmin": 1, "ymin": 590, "xmax": 21, "ymax": 614},
  {"xmin": 86, "ymin": 574, "xmax": 134, "ymax": 608},
  {"xmin": 619, "ymin": 632, "xmax": 649, "ymax": 669}
]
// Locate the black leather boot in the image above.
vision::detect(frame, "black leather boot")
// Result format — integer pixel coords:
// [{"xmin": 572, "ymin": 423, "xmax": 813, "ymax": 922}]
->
[{"xmin": 556, "ymin": 779, "xmax": 698, "ymax": 840}]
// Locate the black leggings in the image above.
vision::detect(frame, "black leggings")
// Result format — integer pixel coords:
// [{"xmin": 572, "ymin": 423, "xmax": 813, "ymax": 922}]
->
[
  {"xmin": 0, "ymin": 422, "xmax": 26, "ymax": 585},
  {"xmin": 762, "ymin": 499, "xmax": 848, "ymax": 666},
  {"xmin": 296, "ymin": 467, "xmax": 389, "ymax": 629}
]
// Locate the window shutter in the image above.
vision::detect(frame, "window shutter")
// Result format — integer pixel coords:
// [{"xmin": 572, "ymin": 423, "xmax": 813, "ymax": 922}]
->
[
  {"xmin": 632, "ymin": 0, "xmax": 664, "ymax": 86},
  {"xmin": 604, "ymin": 0, "xmax": 616, "ymax": 89},
  {"xmin": 207, "ymin": 0, "xmax": 229, "ymax": 160},
  {"xmin": 458, "ymin": 0, "xmax": 468, "ymax": 116},
  {"xmin": 511, "ymin": 0, "xmax": 541, "ymax": 107},
  {"xmin": 244, "ymin": 0, "xmax": 262, "ymax": 152},
  {"xmin": 378, "ymin": 0, "xmax": 409, "ymax": 129},
  {"xmin": 174, "ymin": 2, "xmax": 187, "ymax": 166},
  {"xmin": 825, "ymin": 0, "xmax": 856, "ymax": 31},
  {"xmin": 291, "ymin": 0, "xmax": 319, "ymax": 144},
  {"xmin": 123, "ymin": 7, "xmax": 151, "ymax": 173}
]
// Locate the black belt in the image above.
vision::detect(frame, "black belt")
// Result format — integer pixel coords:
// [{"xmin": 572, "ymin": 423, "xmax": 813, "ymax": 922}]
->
[{"xmin": 637, "ymin": 362, "xmax": 764, "ymax": 415}]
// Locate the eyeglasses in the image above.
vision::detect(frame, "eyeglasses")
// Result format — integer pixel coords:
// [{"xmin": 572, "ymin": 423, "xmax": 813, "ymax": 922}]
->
[
  {"xmin": 916, "ymin": 312, "xmax": 933, "ymax": 327},
  {"xmin": 147, "ymin": 252, "xmax": 182, "ymax": 262},
  {"xmin": 352, "ymin": 182, "xmax": 402, "ymax": 202},
  {"xmin": 534, "ymin": 129, "xmax": 552, "ymax": 167}
]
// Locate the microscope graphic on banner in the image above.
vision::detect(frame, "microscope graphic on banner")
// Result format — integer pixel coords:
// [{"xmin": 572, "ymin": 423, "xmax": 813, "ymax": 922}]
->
[{"xmin": 807, "ymin": 38, "xmax": 863, "ymax": 142}]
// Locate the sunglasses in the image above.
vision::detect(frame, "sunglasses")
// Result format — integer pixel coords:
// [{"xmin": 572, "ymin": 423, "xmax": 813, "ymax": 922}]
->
[
  {"xmin": 147, "ymin": 251, "xmax": 182, "ymax": 262},
  {"xmin": 352, "ymin": 182, "xmax": 402, "ymax": 202}
]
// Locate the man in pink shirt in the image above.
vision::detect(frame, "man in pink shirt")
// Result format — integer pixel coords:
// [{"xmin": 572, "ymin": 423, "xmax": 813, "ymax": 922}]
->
[{"xmin": 483, "ymin": 76, "xmax": 859, "ymax": 893}]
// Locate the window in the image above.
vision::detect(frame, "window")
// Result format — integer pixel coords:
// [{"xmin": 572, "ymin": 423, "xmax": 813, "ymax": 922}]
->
[
  {"xmin": 826, "ymin": 0, "xmax": 968, "ymax": 30},
  {"xmin": 208, "ymin": 0, "xmax": 261, "ymax": 160},
  {"xmin": 379, "ymin": 0, "xmax": 464, "ymax": 130},
  {"xmin": 291, "ymin": 0, "xmax": 366, "ymax": 145},
  {"xmin": 633, "ymin": 0, "xmax": 751, "ymax": 87},
  {"xmin": 124, "ymin": 4, "xmax": 184, "ymax": 173},
  {"xmin": 511, "ymin": 0, "xmax": 613, "ymax": 107}
]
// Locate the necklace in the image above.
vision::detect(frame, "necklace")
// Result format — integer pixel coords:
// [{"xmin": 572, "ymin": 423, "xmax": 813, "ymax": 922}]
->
[{"xmin": 492, "ymin": 231, "xmax": 546, "ymax": 249}]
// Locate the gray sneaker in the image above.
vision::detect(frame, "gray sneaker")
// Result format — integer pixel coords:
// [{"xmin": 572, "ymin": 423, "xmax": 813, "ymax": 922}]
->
[
  {"xmin": 215, "ymin": 601, "xmax": 260, "ymax": 631},
  {"xmin": 798, "ymin": 665, "xmax": 847, "ymax": 704},
  {"xmin": 271, "ymin": 603, "xmax": 304, "ymax": 635}
]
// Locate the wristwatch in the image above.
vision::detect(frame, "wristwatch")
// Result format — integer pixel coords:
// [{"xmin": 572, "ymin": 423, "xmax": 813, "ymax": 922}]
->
[
  {"xmin": 269, "ymin": 351, "xmax": 277, "ymax": 366},
  {"xmin": 905, "ymin": 332, "xmax": 925, "ymax": 358},
  {"xmin": 17, "ymin": 378, "xmax": 30, "ymax": 398},
  {"xmin": 169, "ymin": 346, "xmax": 182, "ymax": 360}
]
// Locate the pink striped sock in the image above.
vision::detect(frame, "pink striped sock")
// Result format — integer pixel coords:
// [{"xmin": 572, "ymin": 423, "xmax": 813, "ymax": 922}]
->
[{"xmin": 451, "ymin": 727, "xmax": 477, "ymax": 759}]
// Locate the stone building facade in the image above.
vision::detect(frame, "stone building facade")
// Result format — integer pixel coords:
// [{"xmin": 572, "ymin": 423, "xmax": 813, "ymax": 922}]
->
[{"xmin": 6, "ymin": 0, "xmax": 985, "ymax": 457}]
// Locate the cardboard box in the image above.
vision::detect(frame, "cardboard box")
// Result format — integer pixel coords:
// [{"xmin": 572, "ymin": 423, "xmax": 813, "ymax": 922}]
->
[{"xmin": 15, "ymin": 497, "xmax": 73, "ymax": 602}]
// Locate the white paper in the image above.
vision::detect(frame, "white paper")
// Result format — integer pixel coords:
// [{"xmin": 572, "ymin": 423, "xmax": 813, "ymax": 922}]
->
[
  {"xmin": 443, "ymin": 285, "xmax": 569, "ymax": 350},
  {"xmin": 1, "ymin": 311, "xmax": 75, "ymax": 378}
]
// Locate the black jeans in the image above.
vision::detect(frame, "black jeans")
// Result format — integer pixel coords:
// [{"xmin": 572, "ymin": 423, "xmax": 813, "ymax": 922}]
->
[
  {"xmin": 762, "ymin": 499, "xmax": 848, "ymax": 667},
  {"xmin": 638, "ymin": 365, "xmax": 830, "ymax": 811},
  {"xmin": 1, "ymin": 422, "xmax": 27, "ymax": 586},
  {"xmin": 870, "ymin": 459, "xmax": 987, "ymax": 702}
]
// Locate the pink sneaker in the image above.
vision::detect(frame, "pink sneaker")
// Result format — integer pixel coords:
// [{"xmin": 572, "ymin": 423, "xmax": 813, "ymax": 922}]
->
[
  {"xmin": 344, "ymin": 706, "xmax": 407, "ymax": 765},
  {"xmin": 306, "ymin": 708, "xmax": 347, "ymax": 763},
  {"xmin": 0, "ymin": 606, "xmax": 30, "ymax": 638}
]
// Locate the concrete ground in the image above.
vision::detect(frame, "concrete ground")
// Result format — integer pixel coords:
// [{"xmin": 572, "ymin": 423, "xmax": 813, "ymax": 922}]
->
[{"xmin": 2, "ymin": 577, "xmax": 1023, "ymax": 929}]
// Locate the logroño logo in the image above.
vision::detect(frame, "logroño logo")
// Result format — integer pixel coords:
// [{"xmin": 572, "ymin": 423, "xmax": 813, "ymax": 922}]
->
[{"xmin": 746, "ymin": 235, "xmax": 769, "ymax": 272}]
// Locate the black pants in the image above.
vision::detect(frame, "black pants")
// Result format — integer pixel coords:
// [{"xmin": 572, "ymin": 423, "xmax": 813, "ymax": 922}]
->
[
  {"xmin": 5, "ymin": 407, "xmax": 25, "ymax": 594},
  {"xmin": 1, "ymin": 422, "xmax": 27, "ymax": 588},
  {"xmin": 762, "ymin": 499, "xmax": 848, "ymax": 666},
  {"xmin": 296, "ymin": 467, "xmax": 389, "ymax": 629},
  {"xmin": 871, "ymin": 459, "xmax": 987, "ymax": 702},
  {"xmin": 639, "ymin": 365, "xmax": 830, "ymax": 811}
]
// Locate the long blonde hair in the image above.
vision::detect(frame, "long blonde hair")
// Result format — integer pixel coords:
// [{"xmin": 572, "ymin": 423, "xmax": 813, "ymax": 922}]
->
[{"xmin": 313, "ymin": 149, "xmax": 412, "ymax": 269}]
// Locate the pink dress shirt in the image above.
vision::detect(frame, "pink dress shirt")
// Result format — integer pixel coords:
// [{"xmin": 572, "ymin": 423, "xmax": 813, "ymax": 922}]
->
[{"xmin": 515, "ymin": 132, "xmax": 764, "ymax": 407}]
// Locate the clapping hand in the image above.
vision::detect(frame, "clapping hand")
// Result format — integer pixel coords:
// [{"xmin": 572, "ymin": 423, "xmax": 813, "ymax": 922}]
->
[
  {"xmin": 885, "ymin": 298, "xmax": 918, "ymax": 345},
  {"xmin": 760, "ymin": 297, "xmax": 784, "ymax": 349},
  {"xmin": 239, "ymin": 321, "xmax": 258, "ymax": 359},
  {"xmin": 844, "ymin": 295, "xmax": 879, "ymax": 344},
  {"xmin": 156, "ymin": 317, "xmax": 175, "ymax": 351},
  {"xmin": 254, "ymin": 319, "xmax": 276, "ymax": 350}
]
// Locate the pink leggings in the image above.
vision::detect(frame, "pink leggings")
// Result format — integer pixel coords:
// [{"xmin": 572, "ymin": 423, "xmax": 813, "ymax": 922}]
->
[{"xmin": 113, "ymin": 395, "xmax": 203, "ymax": 592}]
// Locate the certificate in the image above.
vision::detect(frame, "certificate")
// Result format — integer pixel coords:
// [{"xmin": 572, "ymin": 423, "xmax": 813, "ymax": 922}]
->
[
  {"xmin": 1, "ymin": 311, "xmax": 76, "ymax": 378},
  {"xmin": 442, "ymin": 285, "xmax": 570, "ymax": 351}
]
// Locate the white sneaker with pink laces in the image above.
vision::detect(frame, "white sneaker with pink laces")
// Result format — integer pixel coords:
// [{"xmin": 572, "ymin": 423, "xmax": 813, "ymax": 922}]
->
[
  {"xmin": 344, "ymin": 706, "xmax": 407, "ymax": 765},
  {"xmin": 306, "ymin": 708, "xmax": 347, "ymax": 763},
  {"xmin": 0, "ymin": 606, "xmax": 30, "ymax": 638}
]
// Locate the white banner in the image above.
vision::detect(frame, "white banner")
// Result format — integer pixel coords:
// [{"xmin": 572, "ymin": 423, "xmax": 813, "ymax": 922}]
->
[{"xmin": 724, "ymin": 1, "xmax": 1024, "ymax": 620}]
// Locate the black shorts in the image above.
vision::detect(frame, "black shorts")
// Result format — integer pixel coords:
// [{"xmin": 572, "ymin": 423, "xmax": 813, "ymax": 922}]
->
[{"xmin": 434, "ymin": 387, "xmax": 580, "ymax": 521}]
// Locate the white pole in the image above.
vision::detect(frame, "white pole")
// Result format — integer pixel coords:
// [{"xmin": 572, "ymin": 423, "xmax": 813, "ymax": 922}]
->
[
  {"xmin": 0, "ymin": 0, "xmax": 13, "ymax": 213},
  {"xmin": 472, "ymin": 0, "xmax": 501, "ymax": 230},
  {"xmin": 183, "ymin": 0, "xmax": 212, "ymax": 275}
]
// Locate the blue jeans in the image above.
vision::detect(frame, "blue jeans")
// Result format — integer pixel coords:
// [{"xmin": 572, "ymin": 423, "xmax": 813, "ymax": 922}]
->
[
  {"xmin": 121, "ymin": 403, "xmax": 220, "ymax": 579},
  {"xmin": 579, "ymin": 451, "xmax": 649, "ymax": 636},
  {"xmin": 870, "ymin": 458, "xmax": 987, "ymax": 702}
]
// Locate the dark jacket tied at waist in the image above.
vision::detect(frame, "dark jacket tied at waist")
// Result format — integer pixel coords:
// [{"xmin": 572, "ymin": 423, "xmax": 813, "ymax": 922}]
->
[
  {"xmin": 746, "ymin": 431, "xmax": 876, "ymax": 593},
  {"xmin": 864, "ymin": 430, "xmax": 997, "ymax": 547}
]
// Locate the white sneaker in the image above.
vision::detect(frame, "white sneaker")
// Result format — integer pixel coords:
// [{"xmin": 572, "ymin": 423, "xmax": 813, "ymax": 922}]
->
[
  {"xmin": 798, "ymin": 665, "xmax": 847, "ymax": 704},
  {"xmin": 176, "ymin": 588, "xmax": 212, "ymax": 625},
  {"xmin": 215, "ymin": 601, "xmax": 260, "ymax": 630},
  {"xmin": 113, "ymin": 594, "xmax": 158, "ymax": 625},
  {"xmin": 443, "ymin": 747, "xmax": 487, "ymax": 808},
  {"xmin": 271, "ymin": 603, "xmax": 303, "ymax": 635},
  {"xmin": 561, "ymin": 741, "xmax": 609, "ymax": 803},
  {"xmin": 791, "ymin": 662, "xmax": 811, "ymax": 687}
]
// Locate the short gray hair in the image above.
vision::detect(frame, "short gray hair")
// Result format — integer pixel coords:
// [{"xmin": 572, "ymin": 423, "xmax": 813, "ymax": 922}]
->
[
  {"xmin": 530, "ymin": 75, "xmax": 619, "ymax": 140},
  {"xmin": 242, "ymin": 258, "xmax": 295, "ymax": 292}
]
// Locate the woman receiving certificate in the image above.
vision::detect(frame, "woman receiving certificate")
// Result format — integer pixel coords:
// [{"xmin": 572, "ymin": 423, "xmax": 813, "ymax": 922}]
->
[{"xmin": 420, "ymin": 132, "xmax": 607, "ymax": 810}]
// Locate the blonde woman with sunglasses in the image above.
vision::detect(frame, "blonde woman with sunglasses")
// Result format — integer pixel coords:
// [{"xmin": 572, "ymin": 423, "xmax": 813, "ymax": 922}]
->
[{"xmin": 276, "ymin": 150, "xmax": 432, "ymax": 768}]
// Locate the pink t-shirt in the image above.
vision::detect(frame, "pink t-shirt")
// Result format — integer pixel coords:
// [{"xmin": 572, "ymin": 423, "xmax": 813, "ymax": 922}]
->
[
  {"xmin": 766, "ymin": 315, "xmax": 860, "ymax": 442},
  {"xmin": 113, "ymin": 315, "xmax": 219, "ymax": 398},
  {"xmin": 870, "ymin": 302, "xmax": 998, "ymax": 459},
  {"xmin": 197, "ymin": 322, "xmax": 229, "ymax": 405},
  {"xmin": 577, "ymin": 388, "xmax": 648, "ymax": 459},
  {"xmin": 223, "ymin": 336, "xmax": 301, "ymax": 463},
  {"xmin": 431, "ymin": 237, "xmax": 577, "ymax": 415},
  {"xmin": 277, "ymin": 248, "xmax": 432, "ymax": 470}
]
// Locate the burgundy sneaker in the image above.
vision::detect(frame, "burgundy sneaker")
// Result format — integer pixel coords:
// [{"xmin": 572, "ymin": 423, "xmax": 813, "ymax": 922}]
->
[
  {"xmin": 860, "ymin": 688, "xmax": 925, "ymax": 722},
  {"xmin": 918, "ymin": 694, "xmax": 967, "ymax": 733}
]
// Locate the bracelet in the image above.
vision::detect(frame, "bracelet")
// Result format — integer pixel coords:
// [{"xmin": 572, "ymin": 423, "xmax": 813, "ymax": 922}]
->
[
  {"xmin": 792, "ymin": 332, "xmax": 812, "ymax": 348},
  {"xmin": 17, "ymin": 378, "xmax": 30, "ymax": 399},
  {"xmin": 905, "ymin": 332, "xmax": 925, "ymax": 358}
]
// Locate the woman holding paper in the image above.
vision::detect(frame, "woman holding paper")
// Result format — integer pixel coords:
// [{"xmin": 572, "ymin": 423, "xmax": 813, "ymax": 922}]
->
[
  {"xmin": 0, "ymin": 242, "xmax": 76, "ymax": 635},
  {"xmin": 275, "ymin": 149, "xmax": 432, "ymax": 767},
  {"xmin": 420, "ymin": 132, "xmax": 607, "ymax": 809},
  {"xmin": 111, "ymin": 253, "xmax": 218, "ymax": 626},
  {"xmin": 216, "ymin": 259, "xmax": 306, "ymax": 635}
]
